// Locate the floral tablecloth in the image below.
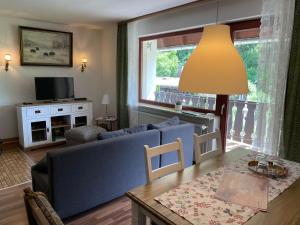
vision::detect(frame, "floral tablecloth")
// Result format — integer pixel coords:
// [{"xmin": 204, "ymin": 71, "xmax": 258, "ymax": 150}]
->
[{"xmin": 154, "ymin": 151, "xmax": 300, "ymax": 225}]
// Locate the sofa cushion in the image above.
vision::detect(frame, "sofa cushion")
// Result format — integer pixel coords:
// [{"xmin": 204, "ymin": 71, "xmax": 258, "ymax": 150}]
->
[
  {"xmin": 33, "ymin": 156, "xmax": 48, "ymax": 173},
  {"xmin": 124, "ymin": 124, "xmax": 148, "ymax": 134},
  {"xmin": 98, "ymin": 129, "xmax": 128, "ymax": 140},
  {"xmin": 65, "ymin": 126, "xmax": 106, "ymax": 144},
  {"xmin": 149, "ymin": 116, "xmax": 180, "ymax": 130},
  {"xmin": 159, "ymin": 123, "xmax": 195, "ymax": 168}
]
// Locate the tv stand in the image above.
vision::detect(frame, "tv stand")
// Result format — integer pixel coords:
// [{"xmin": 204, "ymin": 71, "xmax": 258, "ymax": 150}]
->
[
  {"xmin": 16, "ymin": 100, "xmax": 93, "ymax": 150},
  {"xmin": 74, "ymin": 97, "xmax": 87, "ymax": 101},
  {"xmin": 43, "ymin": 100, "xmax": 54, "ymax": 104}
]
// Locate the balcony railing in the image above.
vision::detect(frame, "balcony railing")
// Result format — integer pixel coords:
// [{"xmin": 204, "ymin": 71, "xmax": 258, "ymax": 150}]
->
[
  {"xmin": 155, "ymin": 87, "xmax": 216, "ymax": 110},
  {"xmin": 154, "ymin": 88, "xmax": 262, "ymax": 147}
]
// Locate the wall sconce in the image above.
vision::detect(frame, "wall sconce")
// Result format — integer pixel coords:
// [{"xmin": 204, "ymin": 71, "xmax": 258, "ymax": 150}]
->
[
  {"xmin": 81, "ymin": 58, "xmax": 87, "ymax": 72},
  {"xmin": 4, "ymin": 54, "xmax": 12, "ymax": 72}
]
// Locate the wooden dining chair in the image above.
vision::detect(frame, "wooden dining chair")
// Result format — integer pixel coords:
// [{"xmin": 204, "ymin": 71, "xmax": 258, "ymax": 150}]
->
[
  {"xmin": 194, "ymin": 129, "xmax": 223, "ymax": 164},
  {"xmin": 24, "ymin": 188, "xmax": 64, "ymax": 225},
  {"xmin": 144, "ymin": 138, "xmax": 185, "ymax": 183}
]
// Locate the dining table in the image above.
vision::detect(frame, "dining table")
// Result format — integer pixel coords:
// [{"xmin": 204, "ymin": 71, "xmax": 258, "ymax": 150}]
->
[{"xmin": 126, "ymin": 148, "xmax": 300, "ymax": 225}]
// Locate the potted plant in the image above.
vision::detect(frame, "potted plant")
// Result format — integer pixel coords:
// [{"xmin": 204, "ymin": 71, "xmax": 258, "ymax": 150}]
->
[{"xmin": 175, "ymin": 101, "xmax": 183, "ymax": 111}]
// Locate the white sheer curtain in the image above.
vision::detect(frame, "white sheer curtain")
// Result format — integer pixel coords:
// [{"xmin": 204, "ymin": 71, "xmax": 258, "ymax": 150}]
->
[
  {"xmin": 253, "ymin": 0, "xmax": 295, "ymax": 155},
  {"xmin": 127, "ymin": 21, "xmax": 140, "ymax": 127}
]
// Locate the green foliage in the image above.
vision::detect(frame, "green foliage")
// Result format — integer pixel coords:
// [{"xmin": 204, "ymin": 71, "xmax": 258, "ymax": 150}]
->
[
  {"xmin": 155, "ymin": 85, "xmax": 161, "ymax": 92},
  {"xmin": 156, "ymin": 51, "xmax": 179, "ymax": 77},
  {"xmin": 247, "ymin": 81, "xmax": 258, "ymax": 101},
  {"xmin": 176, "ymin": 49, "xmax": 194, "ymax": 66},
  {"xmin": 156, "ymin": 49, "xmax": 194, "ymax": 77},
  {"xmin": 236, "ymin": 43, "xmax": 260, "ymax": 84}
]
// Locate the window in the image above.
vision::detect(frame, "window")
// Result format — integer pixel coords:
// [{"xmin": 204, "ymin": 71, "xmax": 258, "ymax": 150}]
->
[
  {"xmin": 226, "ymin": 23, "xmax": 261, "ymax": 146},
  {"xmin": 139, "ymin": 19, "xmax": 261, "ymax": 113},
  {"xmin": 232, "ymin": 27, "xmax": 261, "ymax": 102}
]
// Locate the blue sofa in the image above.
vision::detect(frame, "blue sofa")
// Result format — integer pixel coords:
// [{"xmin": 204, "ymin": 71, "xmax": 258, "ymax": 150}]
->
[
  {"xmin": 31, "ymin": 123, "xmax": 194, "ymax": 219},
  {"xmin": 159, "ymin": 123, "xmax": 194, "ymax": 167}
]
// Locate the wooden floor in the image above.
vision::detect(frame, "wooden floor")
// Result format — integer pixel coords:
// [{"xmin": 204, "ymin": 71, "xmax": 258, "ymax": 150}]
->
[{"xmin": 0, "ymin": 143, "xmax": 132, "ymax": 225}]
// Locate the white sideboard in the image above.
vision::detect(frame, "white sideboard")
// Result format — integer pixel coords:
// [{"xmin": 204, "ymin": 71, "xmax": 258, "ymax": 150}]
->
[{"xmin": 16, "ymin": 101, "xmax": 93, "ymax": 150}]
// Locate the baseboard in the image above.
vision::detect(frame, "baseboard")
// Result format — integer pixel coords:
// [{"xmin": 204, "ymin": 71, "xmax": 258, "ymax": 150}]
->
[
  {"xmin": 2, "ymin": 137, "xmax": 19, "ymax": 145},
  {"xmin": 23, "ymin": 141, "xmax": 66, "ymax": 151}
]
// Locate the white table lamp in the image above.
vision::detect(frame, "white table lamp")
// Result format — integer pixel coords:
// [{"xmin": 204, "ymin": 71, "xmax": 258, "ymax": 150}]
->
[{"xmin": 101, "ymin": 94, "xmax": 111, "ymax": 118}]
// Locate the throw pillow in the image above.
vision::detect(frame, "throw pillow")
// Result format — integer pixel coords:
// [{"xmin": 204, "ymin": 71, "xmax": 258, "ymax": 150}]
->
[
  {"xmin": 148, "ymin": 116, "xmax": 180, "ymax": 129},
  {"xmin": 65, "ymin": 126, "xmax": 107, "ymax": 142},
  {"xmin": 124, "ymin": 124, "xmax": 148, "ymax": 134},
  {"xmin": 98, "ymin": 129, "xmax": 128, "ymax": 140}
]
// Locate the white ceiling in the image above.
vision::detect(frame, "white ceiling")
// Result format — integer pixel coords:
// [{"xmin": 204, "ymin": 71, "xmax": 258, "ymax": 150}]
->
[{"xmin": 0, "ymin": 0, "xmax": 197, "ymax": 28}]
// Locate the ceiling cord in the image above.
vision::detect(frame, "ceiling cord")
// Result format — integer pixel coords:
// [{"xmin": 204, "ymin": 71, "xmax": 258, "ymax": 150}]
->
[{"xmin": 216, "ymin": 0, "xmax": 220, "ymax": 24}]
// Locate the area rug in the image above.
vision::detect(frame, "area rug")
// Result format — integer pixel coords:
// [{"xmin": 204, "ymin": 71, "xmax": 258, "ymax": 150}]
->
[{"xmin": 0, "ymin": 148, "xmax": 33, "ymax": 190}]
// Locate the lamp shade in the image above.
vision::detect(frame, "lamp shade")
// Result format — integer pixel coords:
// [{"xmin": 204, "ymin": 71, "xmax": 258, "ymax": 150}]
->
[
  {"xmin": 4, "ymin": 54, "xmax": 12, "ymax": 61},
  {"xmin": 101, "ymin": 94, "xmax": 111, "ymax": 105},
  {"xmin": 179, "ymin": 25, "xmax": 248, "ymax": 95}
]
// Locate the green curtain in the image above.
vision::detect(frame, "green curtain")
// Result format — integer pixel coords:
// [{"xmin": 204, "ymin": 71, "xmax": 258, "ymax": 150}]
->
[
  {"xmin": 116, "ymin": 23, "xmax": 129, "ymax": 128},
  {"xmin": 281, "ymin": 0, "xmax": 300, "ymax": 162}
]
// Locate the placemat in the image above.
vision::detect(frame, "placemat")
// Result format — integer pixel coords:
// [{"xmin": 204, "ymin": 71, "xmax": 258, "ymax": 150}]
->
[{"xmin": 215, "ymin": 170, "xmax": 268, "ymax": 211}]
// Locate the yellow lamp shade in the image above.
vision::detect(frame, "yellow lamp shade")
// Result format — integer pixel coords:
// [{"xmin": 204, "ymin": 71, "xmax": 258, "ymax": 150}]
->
[{"xmin": 179, "ymin": 24, "xmax": 248, "ymax": 95}]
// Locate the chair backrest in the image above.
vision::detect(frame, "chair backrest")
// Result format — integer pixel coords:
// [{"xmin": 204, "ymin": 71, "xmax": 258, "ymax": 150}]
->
[
  {"xmin": 144, "ymin": 138, "xmax": 185, "ymax": 183},
  {"xmin": 25, "ymin": 198, "xmax": 50, "ymax": 225},
  {"xmin": 194, "ymin": 130, "xmax": 223, "ymax": 164},
  {"xmin": 24, "ymin": 188, "xmax": 64, "ymax": 225}
]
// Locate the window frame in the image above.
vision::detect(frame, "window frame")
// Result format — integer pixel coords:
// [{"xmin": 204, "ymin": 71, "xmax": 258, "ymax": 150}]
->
[{"xmin": 138, "ymin": 19, "xmax": 261, "ymax": 115}]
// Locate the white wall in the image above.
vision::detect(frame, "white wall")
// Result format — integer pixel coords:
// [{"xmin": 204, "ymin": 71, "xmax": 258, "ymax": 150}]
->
[
  {"xmin": 100, "ymin": 23, "xmax": 118, "ymax": 117},
  {"xmin": 142, "ymin": 40, "xmax": 157, "ymax": 100},
  {"xmin": 0, "ymin": 16, "xmax": 117, "ymax": 139}
]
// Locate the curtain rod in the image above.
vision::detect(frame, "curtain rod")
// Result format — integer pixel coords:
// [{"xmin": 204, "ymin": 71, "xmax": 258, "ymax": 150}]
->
[{"xmin": 120, "ymin": 0, "xmax": 210, "ymax": 25}]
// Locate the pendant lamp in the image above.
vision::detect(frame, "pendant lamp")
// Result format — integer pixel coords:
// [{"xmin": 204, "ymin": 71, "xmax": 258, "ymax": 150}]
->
[{"xmin": 178, "ymin": 2, "xmax": 248, "ymax": 95}]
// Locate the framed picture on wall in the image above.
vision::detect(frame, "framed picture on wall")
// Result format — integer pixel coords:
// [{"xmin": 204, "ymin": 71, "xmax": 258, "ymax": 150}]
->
[{"xmin": 19, "ymin": 26, "xmax": 73, "ymax": 67}]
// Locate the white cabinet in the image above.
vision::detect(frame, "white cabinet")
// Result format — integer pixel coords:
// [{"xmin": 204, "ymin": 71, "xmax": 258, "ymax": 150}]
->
[
  {"xmin": 27, "ymin": 106, "xmax": 50, "ymax": 118},
  {"xmin": 71, "ymin": 113, "xmax": 90, "ymax": 128},
  {"xmin": 72, "ymin": 103, "xmax": 90, "ymax": 113},
  {"xmin": 27, "ymin": 117, "xmax": 52, "ymax": 147},
  {"xmin": 50, "ymin": 105, "xmax": 72, "ymax": 115},
  {"xmin": 16, "ymin": 101, "xmax": 93, "ymax": 150}
]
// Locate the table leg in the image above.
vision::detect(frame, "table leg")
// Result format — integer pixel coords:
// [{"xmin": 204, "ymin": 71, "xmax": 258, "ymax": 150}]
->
[{"xmin": 131, "ymin": 201, "xmax": 146, "ymax": 225}]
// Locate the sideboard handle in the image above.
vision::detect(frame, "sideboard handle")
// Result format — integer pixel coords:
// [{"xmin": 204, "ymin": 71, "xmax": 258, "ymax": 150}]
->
[
  {"xmin": 35, "ymin": 110, "xmax": 41, "ymax": 114},
  {"xmin": 78, "ymin": 106, "xmax": 83, "ymax": 110},
  {"xmin": 58, "ymin": 108, "xmax": 63, "ymax": 112}
]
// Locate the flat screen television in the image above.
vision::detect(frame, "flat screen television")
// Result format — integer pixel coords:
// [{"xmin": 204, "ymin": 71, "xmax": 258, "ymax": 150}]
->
[{"xmin": 35, "ymin": 77, "xmax": 75, "ymax": 101}]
